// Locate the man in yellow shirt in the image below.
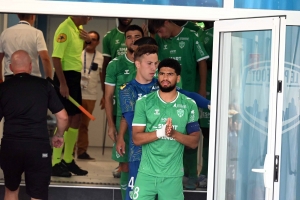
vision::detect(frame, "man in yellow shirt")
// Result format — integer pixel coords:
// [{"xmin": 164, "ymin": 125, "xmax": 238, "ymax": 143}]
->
[{"xmin": 51, "ymin": 16, "xmax": 92, "ymax": 177}]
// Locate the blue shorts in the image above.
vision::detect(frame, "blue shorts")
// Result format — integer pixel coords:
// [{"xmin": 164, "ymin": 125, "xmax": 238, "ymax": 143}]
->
[{"xmin": 126, "ymin": 160, "xmax": 140, "ymax": 200}]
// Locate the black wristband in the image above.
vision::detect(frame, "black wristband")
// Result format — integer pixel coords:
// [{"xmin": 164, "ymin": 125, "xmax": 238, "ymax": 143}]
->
[{"xmin": 85, "ymin": 41, "xmax": 92, "ymax": 44}]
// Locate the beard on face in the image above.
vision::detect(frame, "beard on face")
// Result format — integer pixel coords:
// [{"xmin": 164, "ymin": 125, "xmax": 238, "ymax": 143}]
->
[
  {"xmin": 158, "ymin": 81, "xmax": 176, "ymax": 92},
  {"xmin": 128, "ymin": 47, "xmax": 134, "ymax": 53}
]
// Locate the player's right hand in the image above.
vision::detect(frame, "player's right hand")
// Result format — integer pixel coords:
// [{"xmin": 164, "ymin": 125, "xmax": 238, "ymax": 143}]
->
[
  {"xmin": 116, "ymin": 135, "xmax": 126, "ymax": 156},
  {"xmin": 52, "ymin": 136, "xmax": 64, "ymax": 148},
  {"xmin": 142, "ymin": 23, "xmax": 149, "ymax": 37},
  {"xmin": 108, "ymin": 126, "xmax": 117, "ymax": 143},
  {"xmin": 60, "ymin": 83, "xmax": 69, "ymax": 98}
]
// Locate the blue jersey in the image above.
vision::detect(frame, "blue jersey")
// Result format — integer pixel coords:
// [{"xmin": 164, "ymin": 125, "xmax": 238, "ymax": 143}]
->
[{"xmin": 119, "ymin": 78, "xmax": 158, "ymax": 162}]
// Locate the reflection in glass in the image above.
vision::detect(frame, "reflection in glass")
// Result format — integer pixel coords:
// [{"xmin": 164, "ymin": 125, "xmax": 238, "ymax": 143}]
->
[
  {"xmin": 279, "ymin": 26, "xmax": 300, "ymax": 200},
  {"xmin": 225, "ymin": 30, "xmax": 271, "ymax": 200},
  {"xmin": 48, "ymin": 0, "xmax": 223, "ymax": 7},
  {"xmin": 234, "ymin": 0, "xmax": 300, "ymax": 11}
]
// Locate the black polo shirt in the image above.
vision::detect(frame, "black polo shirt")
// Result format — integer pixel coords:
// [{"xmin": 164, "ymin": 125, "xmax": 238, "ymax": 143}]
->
[{"xmin": 0, "ymin": 73, "xmax": 64, "ymax": 141}]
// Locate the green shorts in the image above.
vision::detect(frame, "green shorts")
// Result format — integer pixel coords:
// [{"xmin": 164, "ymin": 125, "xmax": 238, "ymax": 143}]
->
[
  {"xmin": 111, "ymin": 115, "xmax": 129, "ymax": 162},
  {"xmin": 132, "ymin": 172, "xmax": 184, "ymax": 200}
]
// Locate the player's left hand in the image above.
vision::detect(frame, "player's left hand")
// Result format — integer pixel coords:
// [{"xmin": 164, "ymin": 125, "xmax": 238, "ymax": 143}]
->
[
  {"xmin": 116, "ymin": 135, "xmax": 126, "ymax": 156},
  {"xmin": 165, "ymin": 118, "xmax": 174, "ymax": 137},
  {"xmin": 79, "ymin": 29, "xmax": 91, "ymax": 43},
  {"xmin": 198, "ymin": 88, "xmax": 206, "ymax": 98},
  {"xmin": 52, "ymin": 135, "xmax": 64, "ymax": 148}
]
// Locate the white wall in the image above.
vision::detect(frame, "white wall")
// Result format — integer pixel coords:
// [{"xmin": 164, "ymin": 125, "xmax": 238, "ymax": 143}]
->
[{"xmin": 46, "ymin": 16, "xmax": 145, "ymax": 147}]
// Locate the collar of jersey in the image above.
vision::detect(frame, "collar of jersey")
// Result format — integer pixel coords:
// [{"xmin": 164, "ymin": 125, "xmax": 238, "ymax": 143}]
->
[
  {"xmin": 117, "ymin": 28, "xmax": 125, "ymax": 34},
  {"xmin": 124, "ymin": 54, "xmax": 134, "ymax": 63},
  {"xmin": 169, "ymin": 27, "xmax": 184, "ymax": 40},
  {"xmin": 156, "ymin": 90, "xmax": 179, "ymax": 104},
  {"xmin": 67, "ymin": 17, "xmax": 81, "ymax": 33}
]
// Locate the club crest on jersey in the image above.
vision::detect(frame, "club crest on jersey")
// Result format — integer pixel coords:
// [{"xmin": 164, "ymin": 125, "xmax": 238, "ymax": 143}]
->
[
  {"xmin": 179, "ymin": 41, "xmax": 185, "ymax": 49},
  {"xmin": 115, "ymin": 39, "xmax": 120, "ymax": 44},
  {"xmin": 138, "ymin": 93, "xmax": 142, "ymax": 98},
  {"xmin": 163, "ymin": 45, "xmax": 168, "ymax": 50},
  {"xmin": 154, "ymin": 109, "xmax": 160, "ymax": 115},
  {"xmin": 124, "ymin": 70, "xmax": 130, "ymax": 74},
  {"xmin": 177, "ymin": 109, "xmax": 184, "ymax": 118}
]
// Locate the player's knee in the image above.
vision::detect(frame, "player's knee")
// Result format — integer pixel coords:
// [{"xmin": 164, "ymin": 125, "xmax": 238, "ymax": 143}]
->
[{"xmin": 120, "ymin": 162, "xmax": 129, "ymax": 172}]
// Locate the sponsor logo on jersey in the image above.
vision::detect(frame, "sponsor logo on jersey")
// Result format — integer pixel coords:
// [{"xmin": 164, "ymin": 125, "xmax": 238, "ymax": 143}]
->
[
  {"xmin": 179, "ymin": 41, "xmax": 185, "ymax": 49},
  {"xmin": 115, "ymin": 39, "xmax": 120, "ymax": 44},
  {"xmin": 204, "ymin": 37, "xmax": 209, "ymax": 44},
  {"xmin": 56, "ymin": 33, "xmax": 67, "ymax": 43},
  {"xmin": 190, "ymin": 110, "xmax": 195, "ymax": 122},
  {"xmin": 154, "ymin": 109, "xmax": 160, "ymax": 115},
  {"xmin": 120, "ymin": 83, "xmax": 127, "ymax": 90},
  {"xmin": 157, "ymin": 123, "xmax": 178, "ymax": 130},
  {"xmin": 177, "ymin": 109, "xmax": 184, "ymax": 117},
  {"xmin": 124, "ymin": 69, "xmax": 130, "ymax": 74},
  {"xmin": 177, "ymin": 37, "xmax": 189, "ymax": 41},
  {"xmin": 160, "ymin": 136, "xmax": 175, "ymax": 140},
  {"xmin": 170, "ymin": 57, "xmax": 182, "ymax": 62},
  {"xmin": 173, "ymin": 103, "xmax": 186, "ymax": 108},
  {"xmin": 196, "ymin": 41, "xmax": 205, "ymax": 56},
  {"xmin": 152, "ymin": 85, "xmax": 158, "ymax": 90},
  {"xmin": 161, "ymin": 118, "xmax": 168, "ymax": 123},
  {"xmin": 170, "ymin": 50, "xmax": 176, "ymax": 54},
  {"xmin": 163, "ymin": 45, "xmax": 168, "ymax": 50}
]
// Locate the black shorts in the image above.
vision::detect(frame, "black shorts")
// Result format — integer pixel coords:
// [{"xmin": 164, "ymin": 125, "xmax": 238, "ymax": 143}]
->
[
  {"xmin": 0, "ymin": 139, "xmax": 52, "ymax": 200},
  {"xmin": 53, "ymin": 70, "xmax": 82, "ymax": 116}
]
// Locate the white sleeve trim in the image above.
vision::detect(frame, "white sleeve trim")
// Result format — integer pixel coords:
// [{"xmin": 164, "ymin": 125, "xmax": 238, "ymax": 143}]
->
[
  {"xmin": 104, "ymin": 82, "xmax": 115, "ymax": 86},
  {"xmin": 132, "ymin": 123, "xmax": 146, "ymax": 126},
  {"xmin": 197, "ymin": 56, "xmax": 209, "ymax": 62}
]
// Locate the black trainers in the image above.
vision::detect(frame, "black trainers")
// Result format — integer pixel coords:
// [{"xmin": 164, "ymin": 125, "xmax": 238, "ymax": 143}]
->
[
  {"xmin": 62, "ymin": 159, "xmax": 88, "ymax": 176},
  {"xmin": 77, "ymin": 152, "xmax": 95, "ymax": 160},
  {"xmin": 52, "ymin": 162, "xmax": 72, "ymax": 177}
]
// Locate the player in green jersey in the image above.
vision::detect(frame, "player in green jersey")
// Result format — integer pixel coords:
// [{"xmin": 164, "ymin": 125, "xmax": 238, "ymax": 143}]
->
[
  {"xmin": 101, "ymin": 18, "xmax": 133, "ymax": 179},
  {"xmin": 149, "ymin": 19, "xmax": 209, "ymax": 190},
  {"xmin": 101, "ymin": 18, "xmax": 133, "ymax": 96},
  {"xmin": 132, "ymin": 58, "xmax": 200, "ymax": 200},
  {"xmin": 149, "ymin": 19, "xmax": 208, "ymax": 95},
  {"xmin": 172, "ymin": 20, "xmax": 201, "ymax": 32},
  {"xmin": 104, "ymin": 24, "xmax": 143, "ymax": 200}
]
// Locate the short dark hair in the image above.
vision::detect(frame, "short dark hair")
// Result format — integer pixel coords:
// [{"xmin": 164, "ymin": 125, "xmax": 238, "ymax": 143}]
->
[
  {"xmin": 172, "ymin": 20, "xmax": 188, "ymax": 27},
  {"xmin": 134, "ymin": 37, "xmax": 157, "ymax": 46},
  {"xmin": 134, "ymin": 44, "xmax": 158, "ymax": 61},
  {"xmin": 88, "ymin": 30, "xmax": 100, "ymax": 41},
  {"xmin": 124, "ymin": 25, "xmax": 144, "ymax": 37},
  {"xmin": 17, "ymin": 14, "xmax": 34, "ymax": 20},
  {"xmin": 148, "ymin": 19, "xmax": 167, "ymax": 31},
  {"xmin": 158, "ymin": 58, "xmax": 181, "ymax": 75}
]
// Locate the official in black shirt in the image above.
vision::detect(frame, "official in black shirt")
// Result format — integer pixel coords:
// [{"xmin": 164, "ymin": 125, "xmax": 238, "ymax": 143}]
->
[{"xmin": 0, "ymin": 50, "xmax": 68, "ymax": 200}]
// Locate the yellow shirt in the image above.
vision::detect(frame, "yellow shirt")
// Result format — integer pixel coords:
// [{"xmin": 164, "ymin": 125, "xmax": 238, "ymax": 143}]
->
[{"xmin": 52, "ymin": 17, "xmax": 83, "ymax": 72}]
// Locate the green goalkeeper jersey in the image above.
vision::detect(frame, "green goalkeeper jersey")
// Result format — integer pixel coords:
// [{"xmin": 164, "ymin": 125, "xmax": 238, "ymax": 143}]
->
[
  {"xmin": 105, "ymin": 54, "xmax": 136, "ymax": 117},
  {"xmin": 155, "ymin": 28, "xmax": 209, "ymax": 92},
  {"xmin": 102, "ymin": 28, "xmax": 127, "ymax": 59},
  {"xmin": 132, "ymin": 91, "xmax": 199, "ymax": 177}
]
